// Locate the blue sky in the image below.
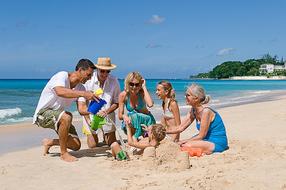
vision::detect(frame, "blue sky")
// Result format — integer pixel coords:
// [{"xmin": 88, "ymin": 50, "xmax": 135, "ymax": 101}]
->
[{"xmin": 0, "ymin": 0, "xmax": 285, "ymax": 79}]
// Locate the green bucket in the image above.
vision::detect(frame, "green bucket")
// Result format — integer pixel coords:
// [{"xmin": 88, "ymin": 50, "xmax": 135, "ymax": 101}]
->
[
  {"xmin": 91, "ymin": 115, "xmax": 106, "ymax": 130},
  {"xmin": 116, "ymin": 150, "xmax": 127, "ymax": 160}
]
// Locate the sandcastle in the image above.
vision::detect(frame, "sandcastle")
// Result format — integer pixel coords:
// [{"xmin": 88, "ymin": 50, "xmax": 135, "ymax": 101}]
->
[{"xmin": 142, "ymin": 139, "xmax": 190, "ymax": 170}]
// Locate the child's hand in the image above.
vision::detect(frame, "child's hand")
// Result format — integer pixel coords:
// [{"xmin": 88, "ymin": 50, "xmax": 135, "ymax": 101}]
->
[{"xmin": 141, "ymin": 124, "xmax": 148, "ymax": 131}]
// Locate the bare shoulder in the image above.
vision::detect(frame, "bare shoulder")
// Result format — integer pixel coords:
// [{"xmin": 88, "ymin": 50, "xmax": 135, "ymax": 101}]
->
[
  {"xmin": 169, "ymin": 99, "xmax": 179, "ymax": 110},
  {"xmin": 169, "ymin": 99, "xmax": 178, "ymax": 107},
  {"xmin": 202, "ymin": 107, "xmax": 214, "ymax": 117}
]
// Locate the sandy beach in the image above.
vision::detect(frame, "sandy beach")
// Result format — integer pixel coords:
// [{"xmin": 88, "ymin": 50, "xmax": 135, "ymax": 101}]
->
[{"xmin": 1, "ymin": 98, "xmax": 286, "ymax": 190}]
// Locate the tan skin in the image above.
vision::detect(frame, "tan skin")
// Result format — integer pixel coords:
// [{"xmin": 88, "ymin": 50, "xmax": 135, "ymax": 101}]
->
[
  {"xmin": 118, "ymin": 78, "xmax": 153, "ymax": 130},
  {"xmin": 42, "ymin": 67, "xmax": 99, "ymax": 162},
  {"xmin": 127, "ymin": 124, "xmax": 158, "ymax": 149},
  {"xmin": 156, "ymin": 84, "xmax": 181, "ymax": 141},
  {"xmin": 111, "ymin": 124, "xmax": 158, "ymax": 157},
  {"xmin": 78, "ymin": 69, "xmax": 118, "ymax": 148},
  {"xmin": 167, "ymin": 87, "xmax": 215, "ymax": 155}
]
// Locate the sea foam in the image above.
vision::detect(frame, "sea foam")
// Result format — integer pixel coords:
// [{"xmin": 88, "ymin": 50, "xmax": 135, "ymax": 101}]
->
[{"xmin": 0, "ymin": 108, "xmax": 22, "ymax": 119}]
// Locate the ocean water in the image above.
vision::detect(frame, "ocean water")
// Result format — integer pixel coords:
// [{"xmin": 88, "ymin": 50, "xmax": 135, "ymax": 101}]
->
[{"xmin": 1, "ymin": 79, "xmax": 286, "ymax": 125}]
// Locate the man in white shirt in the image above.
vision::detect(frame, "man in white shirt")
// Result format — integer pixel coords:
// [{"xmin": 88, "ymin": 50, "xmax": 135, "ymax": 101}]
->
[
  {"xmin": 33, "ymin": 59, "xmax": 98, "ymax": 162},
  {"xmin": 78, "ymin": 57, "xmax": 120, "ymax": 148}
]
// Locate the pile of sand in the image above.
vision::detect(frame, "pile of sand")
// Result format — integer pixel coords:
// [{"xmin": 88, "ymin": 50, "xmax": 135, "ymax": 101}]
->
[
  {"xmin": 155, "ymin": 138, "xmax": 181, "ymax": 162},
  {"xmin": 142, "ymin": 139, "xmax": 191, "ymax": 171}
]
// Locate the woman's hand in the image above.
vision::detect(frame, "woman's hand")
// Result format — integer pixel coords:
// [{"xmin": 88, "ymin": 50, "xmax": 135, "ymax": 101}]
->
[
  {"xmin": 141, "ymin": 79, "xmax": 146, "ymax": 89},
  {"xmin": 123, "ymin": 115, "xmax": 131, "ymax": 125}
]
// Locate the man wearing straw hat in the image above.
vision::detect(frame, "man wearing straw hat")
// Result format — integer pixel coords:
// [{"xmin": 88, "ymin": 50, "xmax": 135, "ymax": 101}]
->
[{"xmin": 78, "ymin": 57, "xmax": 120, "ymax": 148}]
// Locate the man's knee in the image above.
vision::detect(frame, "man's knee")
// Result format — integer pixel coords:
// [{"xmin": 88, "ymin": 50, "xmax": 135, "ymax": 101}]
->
[
  {"xmin": 60, "ymin": 112, "xmax": 73, "ymax": 125},
  {"xmin": 87, "ymin": 135, "xmax": 98, "ymax": 148}
]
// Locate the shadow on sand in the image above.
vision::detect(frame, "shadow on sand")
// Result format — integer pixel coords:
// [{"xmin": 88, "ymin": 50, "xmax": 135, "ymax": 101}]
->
[{"xmin": 48, "ymin": 143, "xmax": 113, "ymax": 158}]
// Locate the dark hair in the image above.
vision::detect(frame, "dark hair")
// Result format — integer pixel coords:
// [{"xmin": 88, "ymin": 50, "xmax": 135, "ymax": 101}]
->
[{"xmin": 75, "ymin": 59, "xmax": 95, "ymax": 71}]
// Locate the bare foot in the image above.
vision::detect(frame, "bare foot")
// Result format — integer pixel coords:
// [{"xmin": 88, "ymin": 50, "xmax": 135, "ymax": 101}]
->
[
  {"xmin": 60, "ymin": 152, "xmax": 78, "ymax": 162},
  {"xmin": 42, "ymin": 138, "xmax": 53, "ymax": 156}
]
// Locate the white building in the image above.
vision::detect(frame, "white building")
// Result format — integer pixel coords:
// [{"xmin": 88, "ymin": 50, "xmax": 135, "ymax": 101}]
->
[
  {"xmin": 259, "ymin": 64, "xmax": 275, "ymax": 73},
  {"xmin": 259, "ymin": 63, "xmax": 286, "ymax": 73}
]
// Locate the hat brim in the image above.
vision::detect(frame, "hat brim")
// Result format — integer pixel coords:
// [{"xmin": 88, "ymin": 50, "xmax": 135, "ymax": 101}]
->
[{"xmin": 95, "ymin": 64, "xmax": 117, "ymax": 70}]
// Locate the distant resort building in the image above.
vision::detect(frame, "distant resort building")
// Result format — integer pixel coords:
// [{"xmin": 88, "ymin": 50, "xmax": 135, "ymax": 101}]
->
[{"xmin": 259, "ymin": 63, "xmax": 286, "ymax": 73}]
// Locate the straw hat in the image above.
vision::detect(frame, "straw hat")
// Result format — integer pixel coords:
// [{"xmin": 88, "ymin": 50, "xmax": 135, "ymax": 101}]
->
[{"xmin": 95, "ymin": 57, "xmax": 117, "ymax": 70}]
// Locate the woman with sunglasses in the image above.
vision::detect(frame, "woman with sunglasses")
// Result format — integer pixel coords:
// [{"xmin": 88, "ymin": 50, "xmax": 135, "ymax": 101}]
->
[
  {"xmin": 156, "ymin": 80, "xmax": 181, "ymax": 142},
  {"xmin": 118, "ymin": 72, "xmax": 156, "ymax": 140},
  {"xmin": 167, "ymin": 83, "xmax": 228, "ymax": 155}
]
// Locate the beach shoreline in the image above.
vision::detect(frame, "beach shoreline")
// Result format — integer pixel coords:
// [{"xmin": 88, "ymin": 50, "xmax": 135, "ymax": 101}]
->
[
  {"xmin": 1, "ymin": 91, "xmax": 286, "ymax": 155},
  {"xmin": 191, "ymin": 76, "xmax": 286, "ymax": 80}
]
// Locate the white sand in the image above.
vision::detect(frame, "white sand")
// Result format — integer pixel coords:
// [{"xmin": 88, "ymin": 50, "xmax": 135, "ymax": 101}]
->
[{"xmin": 1, "ymin": 99, "xmax": 286, "ymax": 190}]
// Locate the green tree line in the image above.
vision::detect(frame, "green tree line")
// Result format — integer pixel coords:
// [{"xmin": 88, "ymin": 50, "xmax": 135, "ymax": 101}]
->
[{"xmin": 192, "ymin": 54, "xmax": 286, "ymax": 79}]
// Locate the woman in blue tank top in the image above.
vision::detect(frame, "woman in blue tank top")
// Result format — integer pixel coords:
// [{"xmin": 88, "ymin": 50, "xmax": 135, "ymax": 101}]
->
[
  {"xmin": 118, "ymin": 72, "xmax": 156, "ymax": 139},
  {"xmin": 167, "ymin": 83, "xmax": 228, "ymax": 154}
]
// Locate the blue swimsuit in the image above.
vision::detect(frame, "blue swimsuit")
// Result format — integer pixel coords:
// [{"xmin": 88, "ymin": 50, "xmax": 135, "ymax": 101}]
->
[
  {"xmin": 192, "ymin": 107, "xmax": 228, "ymax": 153},
  {"xmin": 122, "ymin": 93, "xmax": 156, "ymax": 139}
]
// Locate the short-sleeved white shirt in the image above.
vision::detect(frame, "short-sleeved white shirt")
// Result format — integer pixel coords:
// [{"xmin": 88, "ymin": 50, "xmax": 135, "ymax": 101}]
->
[
  {"xmin": 33, "ymin": 71, "xmax": 85, "ymax": 123},
  {"xmin": 78, "ymin": 71, "xmax": 121, "ymax": 131}
]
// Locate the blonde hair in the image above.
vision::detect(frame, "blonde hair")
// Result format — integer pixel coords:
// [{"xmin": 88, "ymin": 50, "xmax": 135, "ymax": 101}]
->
[
  {"xmin": 124, "ymin": 72, "xmax": 143, "ymax": 93},
  {"xmin": 151, "ymin": 124, "xmax": 166, "ymax": 142},
  {"xmin": 157, "ymin": 80, "xmax": 176, "ymax": 109},
  {"xmin": 188, "ymin": 83, "xmax": 210, "ymax": 105}
]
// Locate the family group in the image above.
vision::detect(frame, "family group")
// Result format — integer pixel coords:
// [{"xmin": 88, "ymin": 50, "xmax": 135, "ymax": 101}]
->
[{"xmin": 33, "ymin": 58, "xmax": 228, "ymax": 162}]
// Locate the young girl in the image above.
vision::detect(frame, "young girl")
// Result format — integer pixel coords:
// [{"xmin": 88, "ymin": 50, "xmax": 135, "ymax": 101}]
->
[
  {"xmin": 111, "ymin": 123, "xmax": 166, "ymax": 160},
  {"xmin": 156, "ymin": 80, "xmax": 181, "ymax": 141}
]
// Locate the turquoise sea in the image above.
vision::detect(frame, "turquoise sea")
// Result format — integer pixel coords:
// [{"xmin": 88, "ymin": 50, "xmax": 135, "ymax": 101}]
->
[{"xmin": 1, "ymin": 79, "xmax": 286, "ymax": 125}]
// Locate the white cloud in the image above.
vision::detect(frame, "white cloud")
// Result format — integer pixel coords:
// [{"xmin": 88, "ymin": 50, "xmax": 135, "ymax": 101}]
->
[
  {"xmin": 217, "ymin": 48, "xmax": 235, "ymax": 56},
  {"xmin": 146, "ymin": 43, "xmax": 162, "ymax": 48},
  {"xmin": 147, "ymin": 15, "xmax": 165, "ymax": 24}
]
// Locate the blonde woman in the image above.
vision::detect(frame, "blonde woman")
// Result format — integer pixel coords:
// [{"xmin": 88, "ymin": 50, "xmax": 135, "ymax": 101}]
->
[
  {"xmin": 118, "ymin": 72, "xmax": 156, "ymax": 139},
  {"xmin": 167, "ymin": 83, "xmax": 228, "ymax": 154},
  {"xmin": 156, "ymin": 80, "xmax": 181, "ymax": 141}
]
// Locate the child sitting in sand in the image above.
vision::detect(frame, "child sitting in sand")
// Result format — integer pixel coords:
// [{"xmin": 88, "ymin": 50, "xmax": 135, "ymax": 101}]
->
[{"xmin": 111, "ymin": 123, "xmax": 166, "ymax": 160}]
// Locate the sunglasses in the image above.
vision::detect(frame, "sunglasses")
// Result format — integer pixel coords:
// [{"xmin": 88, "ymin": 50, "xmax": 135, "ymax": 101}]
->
[
  {"xmin": 185, "ymin": 93, "xmax": 197, "ymax": 99},
  {"xmin": 185, "ymin": 93, "xmax": 192, "ymax": 97},
  {"xmin": 99, "ymin": 70, "xmax": 110, "ymax": 74},
  {"xmin": 129, "ymin": 82, "xmax": 140, "ymax": 87}
]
